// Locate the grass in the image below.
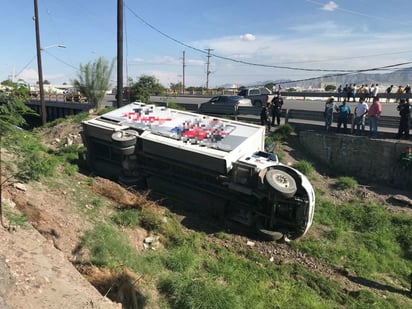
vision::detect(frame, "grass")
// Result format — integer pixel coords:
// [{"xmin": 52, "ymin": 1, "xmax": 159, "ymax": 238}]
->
[
  {"xmin": 294, "ymin": 196, "xmax": 412, "ymax": 284},
  {"xmin": 292, "ymin": 160, "xmax": 315, "ymax": 176},
  {"xmin": 111, "ymin": 208, "xmax": 140, "ymax": 227},
  {"xmin": 80, "ymin": 214, "xmax": 409, "ymax": 308},
  {"xmin": 336, "ymin": 176, "xmax": 358, "ymax": 190}
]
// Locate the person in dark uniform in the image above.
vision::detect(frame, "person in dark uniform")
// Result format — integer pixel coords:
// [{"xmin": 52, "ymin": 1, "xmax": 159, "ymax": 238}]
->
[
  {"xmin": 271, "ymin": 93, "xmax": 284, "ymax": 126},
  {"xmin": 260, "ymin": 102, "xmax": 271, "ymax": 132},
  {"xmin": 396, "ymin": 99, "xmax": 410, "ymax": 139}
]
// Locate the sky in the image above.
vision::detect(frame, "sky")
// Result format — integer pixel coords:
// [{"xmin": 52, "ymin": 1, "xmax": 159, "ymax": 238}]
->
[{"xmin": 3, "ymin": 0, "xmax": 412, "ymax": 89}]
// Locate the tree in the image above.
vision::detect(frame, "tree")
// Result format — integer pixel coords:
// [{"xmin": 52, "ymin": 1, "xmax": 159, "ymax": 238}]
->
[
  {"xmin": 72, "ymin": 57, "xmax": 114, "ymax": 110},
  {"xmin": 170, "ymin": 81, "xmax": 183, "ymax": 94},
  {"xmin": 129, "ymin": 75, "xmax": 165, "ymax": 103},
  {"xmin": 265, "ymin": 82, "xmax": 274, "ymax": 90}
]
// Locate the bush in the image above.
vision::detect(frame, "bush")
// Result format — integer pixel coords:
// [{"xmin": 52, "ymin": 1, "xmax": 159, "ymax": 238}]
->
[
  {"xmin": 2, "ymin": 130, "xmax": 59, "ymax": 181},
  {"xmin": 292, "ymin": 160, "xmax": 314, "ymax": 176},
  {"xmin": 335, "ymin": 176, "xmax": 358, "ymax": 190},
  {"xmin": 273, "ymin": 124, "xmax": 294, "ymax": 139}
]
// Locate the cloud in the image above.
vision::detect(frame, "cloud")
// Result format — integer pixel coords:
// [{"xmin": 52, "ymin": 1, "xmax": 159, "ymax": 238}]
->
[
  {"xmin": 240, "ymin": 33, "xmax": 256, "ymax": 41},
  {"xmin": 18, "ymin": 69, "xmax": 38, "ymax": 83},
  {"xmin": 322, "ymin": 1, "xmax": 338, "ymax": 11}
]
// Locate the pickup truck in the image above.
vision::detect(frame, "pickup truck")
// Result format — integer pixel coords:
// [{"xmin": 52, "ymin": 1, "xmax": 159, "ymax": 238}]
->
[
  {"xmin": 237, "ymin": 87, "xmax": 276, "ymax": 108},
  {"xmin": 81, "ymin": 102, "xmax": 315, "ymax": 241}
]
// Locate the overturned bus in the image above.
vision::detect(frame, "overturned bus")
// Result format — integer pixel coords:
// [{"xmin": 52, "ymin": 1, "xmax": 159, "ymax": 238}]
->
[{"xmin": 81, "ymin": 102, "xmax": 315, "ymax": 241}]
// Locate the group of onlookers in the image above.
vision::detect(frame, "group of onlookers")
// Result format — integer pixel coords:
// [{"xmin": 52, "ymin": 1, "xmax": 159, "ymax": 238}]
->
[
  {"xmin": 324, "ymin": 96, "xmax": 410, "ymax": 139},
  {"xmin": 337, "ymin": 83, "xmax": 411, "ymax": 103},
  {"xmin": 337, "ymin": 84, "xmax": 380, "ymax": 102},
  {"xmin": 385, "ymin": 84, "xmax": 411, "ymax": 103}
]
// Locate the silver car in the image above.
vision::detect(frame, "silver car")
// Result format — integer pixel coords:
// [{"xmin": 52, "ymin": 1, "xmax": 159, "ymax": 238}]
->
[{"xmin": 199, "ymin": 95, "xmax": 252, "ymax": 114}]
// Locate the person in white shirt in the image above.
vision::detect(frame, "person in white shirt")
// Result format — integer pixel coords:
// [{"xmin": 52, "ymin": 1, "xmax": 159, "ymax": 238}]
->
[
  {"xmin": 354, "ymin": 97, "xmax": 369, "ymax": 135},
  {"xmin": 373, "ymin": 84, "xmax": 379, "ymax": 97}
]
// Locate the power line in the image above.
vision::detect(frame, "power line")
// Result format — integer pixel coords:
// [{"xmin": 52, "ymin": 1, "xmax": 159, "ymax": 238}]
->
[
  {"xmin": 124, "ymin": 4, "xmax": 412, "ymax": 75},
  {"xmin": 15, "ymin": 55, "xmax": 36, "ymax": 78}
]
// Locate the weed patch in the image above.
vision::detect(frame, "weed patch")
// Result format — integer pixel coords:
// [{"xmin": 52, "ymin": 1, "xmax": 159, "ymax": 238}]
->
[
  {"xmin": 111, "ymin": 209, "xmax": 140, "ymax": 227},
  {"xmin": 336, "ymin": 176, "xmax": 358, "ymax": 190},
  {"xmin": 292, "ymin": 160, "xmax": 314, "ymax": 176}
]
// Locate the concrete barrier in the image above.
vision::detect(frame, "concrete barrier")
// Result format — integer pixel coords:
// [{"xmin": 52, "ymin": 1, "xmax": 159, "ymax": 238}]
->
[{"xmin": 299, "ymin": 131, "xmax": 412, "ymax": 188}]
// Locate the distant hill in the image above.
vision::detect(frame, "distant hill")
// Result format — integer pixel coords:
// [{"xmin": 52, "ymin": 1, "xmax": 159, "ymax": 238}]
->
[
  {"xmin": 291, "ymin": 67, "xmax": 412, "ymax": 88},
  {"xmin": 226, "ymin": 67, "xmax": 412, "ymax": 90}
]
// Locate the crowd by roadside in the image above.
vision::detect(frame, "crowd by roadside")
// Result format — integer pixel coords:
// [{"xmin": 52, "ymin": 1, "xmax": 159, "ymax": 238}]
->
[
  {"xmin": 323, "ymin": 96, "xmax": 410, "ymax": 139},
  {"xmin": 337, "ymin": 83, "xmax": 411, "ymax": 104}
]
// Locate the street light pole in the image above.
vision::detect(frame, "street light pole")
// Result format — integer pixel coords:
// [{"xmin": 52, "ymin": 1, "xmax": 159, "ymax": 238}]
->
[
  {"xmin": 33, "ymin": 0, "xmax": 46, "ymax": 125},
  {"xmin": 41, "ymin": 44, "xmax": 66, "ymax": 51}
]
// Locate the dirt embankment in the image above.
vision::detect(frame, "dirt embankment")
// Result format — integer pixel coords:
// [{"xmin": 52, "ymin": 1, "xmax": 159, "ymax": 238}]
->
[{"xmin": 1, "ymin": 123, "xmax": 412, "ymax": 308}]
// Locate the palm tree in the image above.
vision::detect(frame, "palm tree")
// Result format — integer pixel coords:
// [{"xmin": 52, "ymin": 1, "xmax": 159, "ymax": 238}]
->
[{"xmin": 72, "ymin": 57, "xmax": 114, "ymax": 110}]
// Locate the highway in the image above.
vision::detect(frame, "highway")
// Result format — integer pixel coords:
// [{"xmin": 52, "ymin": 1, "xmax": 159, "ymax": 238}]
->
[{"xmin": 149, "ymin": 95, "xmax": 402, "ymax": 117}]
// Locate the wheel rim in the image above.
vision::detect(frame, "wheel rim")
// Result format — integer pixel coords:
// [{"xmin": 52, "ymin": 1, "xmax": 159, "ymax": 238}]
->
[{"xmin": 265, "ymin": 168, "xmax": 297, "ymax": 197}]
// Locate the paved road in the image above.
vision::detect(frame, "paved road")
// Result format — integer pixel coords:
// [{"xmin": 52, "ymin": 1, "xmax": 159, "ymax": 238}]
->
[{"xmin": 150, "ymin": 95, "xmax": 401, "ymax": 117}]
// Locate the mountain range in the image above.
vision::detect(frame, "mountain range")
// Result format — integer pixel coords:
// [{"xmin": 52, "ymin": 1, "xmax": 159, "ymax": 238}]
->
[{"xmin": 238, "ymin": 67, "xmax": 412, "ymax": 89}]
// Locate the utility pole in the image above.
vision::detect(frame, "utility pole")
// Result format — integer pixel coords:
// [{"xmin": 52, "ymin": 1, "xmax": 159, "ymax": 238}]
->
[
  {"xmin": 205, "ymin": 48, "xmax": 213, "ymax": 89},
  {"xmin": 182, "ymin": 51, "xmax": 186, "ymax": 94},
  {"xmin": 116, "ymin": 0, "xmax": 123, "ymax": 108},
  {"xmin": 33, "ymin": 0, "xmax": 46, "ymax": 125}
]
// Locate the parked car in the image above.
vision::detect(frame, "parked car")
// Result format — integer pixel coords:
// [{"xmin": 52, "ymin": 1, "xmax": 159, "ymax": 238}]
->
[
  {"xmin": 237, "ymin": 87, "xmax": 275, "ymax": 108},
  {"xmin": 198, "ymin": 95, "xmax": 252, "ymax": 114}
]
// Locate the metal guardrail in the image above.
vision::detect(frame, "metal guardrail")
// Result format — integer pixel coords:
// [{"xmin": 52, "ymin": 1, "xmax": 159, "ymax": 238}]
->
[
  {"xmin": 162, "ymin": 102, "xmax": 402, "ymax": 134},
  {"xmin": 280, "ymin": 91, "xmax": 412, "ymax": 102}
]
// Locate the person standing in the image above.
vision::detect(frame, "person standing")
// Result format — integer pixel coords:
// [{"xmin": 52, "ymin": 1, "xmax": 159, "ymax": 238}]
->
[
  {"xmin": 367, "ymin": 97, "xmax": 382, "ymax": 138},
  {"xmin": 337, "ymin": 85, "xmax": 342, "ymax": 102},
  {"xmin": 336, "ymin": 99, "xmax": 351, "ymax": 134},
  {"xmin": 396, "ymin": 99, "xmax": 411, "ymax": 139},
  {"xmin": 372, "ymin": 83, "xmax": 379, "ymax": 98},
  {"xmin": 396, "ymin": 85, "xmax": 404, "ymax": 103},
  {"xmin": 324, "ymin": 97, "xmax": 337, "ymax": 132},
  {"xmin": 270, "ymin": 93, "xmax": 284, "ymax": 126},
  {"xmin": 404, "ymin": 84, "xmax": 411, "ymax": 103},
  {"xmin": 354, "ymin": 97, "xmax": 369, "ymax": 135},
  {"xmin": 260, "ymin": 102, "xmax": 271, "ymax": 132},
  {"xmin": 352, "ymin": 84, "xmax": 358, "ymax": 102},
  {"xmin": 386, "ymin": 85, "xmax": 394, "ymax": 103}
]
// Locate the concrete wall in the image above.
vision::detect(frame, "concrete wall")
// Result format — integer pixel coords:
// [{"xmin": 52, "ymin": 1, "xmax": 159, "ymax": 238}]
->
[{"xmin": 299, "ymin": 131, "xmax": 412, "ymax": 188}]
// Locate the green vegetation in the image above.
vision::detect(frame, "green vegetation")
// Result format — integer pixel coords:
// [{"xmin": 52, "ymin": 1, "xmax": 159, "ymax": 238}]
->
[
  {"xmin": 265, "ymin": 124, "xmax": 294, "ymax": 144},
  {"xmin": 72, "ymin": 57, "xmax": 114, "ymax": 110},
  {"xmin": 295, "ymin": 196, "xmax": 412, "ymax": 283},
  {"xmin": 167, "ymin": 102, "xmax": 185, "ymax": 110},
  {"xmin": 111, "ymin": 208, "xmax": 140, "ymax": 227},
  {"xmin": 336, "ymin": 176, "xmax": 358, "ymax": 190},
  {"xmin": 2, "ymin": 130, "xmax": 59, "ymax": 182},
  {"xmin": 129, "ymin": 75, "xmax": 166, "ymax": 103},
  {"xmin": 292, "ymin": 160, "xmax": 315, "ymax": 176},
  {"xmin": 1, "ymin": 111, "xmax": 411, "ymax": 308}
]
